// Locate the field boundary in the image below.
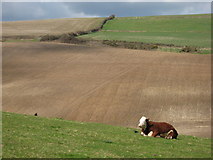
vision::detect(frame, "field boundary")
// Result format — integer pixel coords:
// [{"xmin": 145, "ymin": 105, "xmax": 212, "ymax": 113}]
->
[{"xmin": 2, "ymin": 15, "xmax": 115, "ymax": 41}]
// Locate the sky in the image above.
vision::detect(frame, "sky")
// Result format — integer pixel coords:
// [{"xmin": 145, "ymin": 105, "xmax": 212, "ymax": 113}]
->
[{"xmin": 2, "ymin": 1, "xmax": 212, "ymax": 21}]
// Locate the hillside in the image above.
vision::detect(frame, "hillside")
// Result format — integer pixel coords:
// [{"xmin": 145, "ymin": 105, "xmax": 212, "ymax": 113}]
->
[
  {"xmin": 3, "ymin": 42, "xmax": 211, "ymax": 138},
  {"xmin": 2, "ymin": 17, "xmax": 105, "ymax": 38},
  {"xmin": 81, "ymin": 14, "xmax": 211, "ymax": 49},
  {"xmin": 3, "ymin": 112, "xmax": 211, "ymax": 158},
  {"xmin": 2, "ymin": 14, "xmax": 211, "ymax": 54}
]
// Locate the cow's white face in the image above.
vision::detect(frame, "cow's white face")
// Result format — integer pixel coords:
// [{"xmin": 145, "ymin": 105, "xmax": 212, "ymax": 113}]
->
[{"xmin": 138, "ymin": 116, "xmax": 147, "ymax": 129}]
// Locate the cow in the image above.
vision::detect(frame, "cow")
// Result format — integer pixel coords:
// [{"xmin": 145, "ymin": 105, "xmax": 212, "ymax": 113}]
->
[{"xmin": 138, "ymin": 116, "xmax": 178, "ymax": 139}]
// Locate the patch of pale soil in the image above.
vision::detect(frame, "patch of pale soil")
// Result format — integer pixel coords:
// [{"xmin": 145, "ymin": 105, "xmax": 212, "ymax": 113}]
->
[{"xmin": 2, "ymin": 42, "xmax": 211, "ymax": 138}]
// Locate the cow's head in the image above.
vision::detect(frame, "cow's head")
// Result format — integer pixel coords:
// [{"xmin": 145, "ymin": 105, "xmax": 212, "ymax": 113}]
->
[{"xmin": 138, "ymin": 116, "xmax": 149, "ymax": 129}]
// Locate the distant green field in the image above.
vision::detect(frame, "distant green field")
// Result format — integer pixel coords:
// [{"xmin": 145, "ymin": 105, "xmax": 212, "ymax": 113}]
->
[
  {"xmin": 3, "ymin": 112, "xmax": 211, "ymax": 158},
  {"xmin": 81, "ymin": 14, "xmax": 211, "ymax": 48}
]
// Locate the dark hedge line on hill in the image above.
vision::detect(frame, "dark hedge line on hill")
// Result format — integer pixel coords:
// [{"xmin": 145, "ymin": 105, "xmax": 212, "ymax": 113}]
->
[
  {"xmin": 102, "ymin": 40, "xmax": 158, "ymax": 50},
  {"xmin": 77, "ymin": 14, "xmax": 115, "ymax": 35},
  {"xmin": 40, "ymin": 15, "xmax": 115, "ymax": 42},
  {"xmin": 39, "ymin": 14, "xmax": 200, "ymax": 53},
  {"xmin": 40, "ymin": 33, "xmax": 86, "ymax": 44},
  {"xmin": 102, "ymin": 40, "xmax": 200, "ymax": 53}
]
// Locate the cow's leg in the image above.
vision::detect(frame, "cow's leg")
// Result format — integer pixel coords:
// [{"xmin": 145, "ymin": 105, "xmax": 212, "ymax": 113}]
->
[
  {"xmin": 160, "ymin": 133, "xmax": 167, "ymax": 138},
  {"xmin": 140, "ymin": 131, "xmax": 147, "ymax": 136},
  {"xmin": 165, "ymin": 130, "xmax": 173, "ymax": 139},
  {"xmin": 151, "ymin": 131, "xmax": 159, "ymax": 137},
  {"xmin": 148, "ymin": 131, "xmax": 153, "ymax": 137}
]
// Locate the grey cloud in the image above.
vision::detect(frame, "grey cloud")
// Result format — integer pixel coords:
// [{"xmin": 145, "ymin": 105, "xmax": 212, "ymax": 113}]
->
[
  {"xmin": 2, "ymin": 2, "xmax": 99, "ymax": 21},
  {"xmin": 66, "ymin": 2, "xmax": 211, "ymax": 17},
  {"xmin": 2, "ymin": 2, "xmax": 211, "ymax": 21}
]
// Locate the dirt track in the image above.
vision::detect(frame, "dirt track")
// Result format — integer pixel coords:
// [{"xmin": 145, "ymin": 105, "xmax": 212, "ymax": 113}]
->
[{"xmin": 2, "ymin": 42, "xmax": 211, "ymax": 138}]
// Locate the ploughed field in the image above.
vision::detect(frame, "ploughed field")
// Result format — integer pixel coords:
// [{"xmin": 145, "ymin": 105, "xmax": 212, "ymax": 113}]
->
[
  {"xmin": 2, "ymin": 42, "xmax": 211, "ymax": 138},
  {"xmin": 2, "ymin": 17, "xmax": 105, "ymax": 38}
]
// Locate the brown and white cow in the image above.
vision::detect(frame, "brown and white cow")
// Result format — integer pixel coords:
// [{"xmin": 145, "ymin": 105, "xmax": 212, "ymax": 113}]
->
[{"xmin": 138, "ymin": 116, "xmax": 178, "ymax": 139}]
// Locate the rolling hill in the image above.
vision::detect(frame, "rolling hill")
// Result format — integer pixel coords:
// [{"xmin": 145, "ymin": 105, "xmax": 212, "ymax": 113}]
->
[
  {"xmin": 81, "ymin": 14, "xmax": 211, "ymax": 48},
  {"xmin": 3, "ymin": 112, "xmax": 211, "ymax": 158},
  {"xmin": 3, "ymin": 42, "xmax": 211, "ymax": 138},
  {"xmin": 2, "ymin": 17, "xmax": 105, "ymax": 38},
  {"xmin": 2, "ymin": 12, "xmax": 212, "ymax": 159}
]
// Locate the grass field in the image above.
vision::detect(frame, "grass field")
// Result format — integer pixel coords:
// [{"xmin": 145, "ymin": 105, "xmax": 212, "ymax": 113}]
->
[
  {"xmin": 81, "ymin": 14, "xmax": 211, "ymax": 49},
  {"xmin": 2, "ymin": 17, "xmax": 105, "ymax": 38},
  {"xmin": 3, "ymin": 112, "xmax": 211, "ymax": 158}
]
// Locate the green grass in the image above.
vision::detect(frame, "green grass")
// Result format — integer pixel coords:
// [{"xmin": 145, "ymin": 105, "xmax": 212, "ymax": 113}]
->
[
  {"xmin": 84, "ymin": 31, "xmax": 210, "ymax": 48},
  {"xmin": 81, "ymin": 14, "xmax": 211, "ymax": 49},
  {"xmin": 2, "ymin": 112, "xmax": 211, "ymax": 158},
  {"xmin": 158, "ymin": 47, "xmax": 211, "ymax": 54},
  {"xmin": 103, "ymin": 14, "xmax": 210, "ymax": 32}
]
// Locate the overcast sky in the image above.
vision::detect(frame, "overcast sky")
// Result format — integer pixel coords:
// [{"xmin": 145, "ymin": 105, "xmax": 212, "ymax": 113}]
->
[{"xmin": 2, "ymin": 1, "xmax": 212, "ymax": 21}]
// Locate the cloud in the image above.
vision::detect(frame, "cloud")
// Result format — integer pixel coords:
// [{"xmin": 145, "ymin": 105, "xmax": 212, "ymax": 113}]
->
[
  {"xmin": 61, "ymin": 2, "xmax": 211, "ymax": 17},
  {"xmin": 2, "ymin": 2, "xmax": 211, "ymax": 21},
  {"xmin": 156, "ymin": 2, "xmax": 211, "ymax": 15},
  {"xmin": 2, "ymin": 0, "xmax": 212, "ymax": 2},
  {"xmin": 2, "ymin": 2, "xmax": 100, "ymax": 21}
]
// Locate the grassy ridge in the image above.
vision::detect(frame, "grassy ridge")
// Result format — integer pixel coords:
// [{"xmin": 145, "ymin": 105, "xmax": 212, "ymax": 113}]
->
[
  {"xmin": 3, "ymin": 112, "xmax": 211, "ymax": 158},
  {"xmin": 103, "ymin": 14, "xmax": 210, "ymax": 32},
  {"xmin": 88, "ymin": 31, "xmax": 210, "ymax": 48},
  {"xmin": 81, "ymin": 14, "xmax": 211, "ymax": 48}
]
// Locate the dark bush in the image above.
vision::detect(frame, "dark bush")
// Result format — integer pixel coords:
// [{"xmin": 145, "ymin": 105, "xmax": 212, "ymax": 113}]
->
[
  {"xmin": 124, "ymin": 42, "xmax": 137, "ymax": 49},
  {"xmin": 1, "ymin": 38, "xmax": 6, "ymax": 42},
  {"xmin": 40, "ymin": 14, "xmax": 116, "ymax": 43},
  {"xmin": 68, "ymin": 32, "xmax": 78, "ymax": 37},
  {"xmin": 40, "ymin": 34, "xmax": 60, "ymax": 41},
  {"xmin": 108, "ymin": 14, "xmax": 115, "ymax": 20},
  {"xmin": 103, "ymin": 40, "xmax": 119, "ymax": 47},
  {"xmin": 75, "ymin": 31, "xmax": 89, "ymax": 36},
  {"xmin": 100, "ymin": 15, "xmax": 116, "ymax": 29},
  {"xmin": 59, "ymin": 33, "xmax": 85, "ymax": 44},
  {"xmin": 180, "ymin": 46, "xmax": 198, "ymax": 53},
  {"xmin": 143, "ymin": 44, "xmax": 158, "ymax": 50},
  {"xmin": 91, "ymin": 28, "xmax": 100, "ymax": 33},
  {"xmin": 102, "ymin": 40, "xmax": 158, "ymax": 50},
  {"xmin": 59, "ymin": 34, "xmax": 73, "ymax": 43}
]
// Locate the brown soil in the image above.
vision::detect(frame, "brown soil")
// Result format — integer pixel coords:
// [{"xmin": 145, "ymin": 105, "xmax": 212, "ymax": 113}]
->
[
  {"xmin": 2, "ymin": 42, "xmax": 211, "ymax": 138},
  {"xmin": 2, "ymin": 18, "xmax": 104, "ymax": 38}
]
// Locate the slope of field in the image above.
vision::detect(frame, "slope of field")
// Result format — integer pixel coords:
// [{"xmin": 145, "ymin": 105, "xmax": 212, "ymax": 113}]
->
[
  {"xmin": 2, "ymin": 17, "xmax": 105, "ymax": 38},
  {"xmin": 81, "ymin": 14, "xmax": 211, "ymax": 48},
  {"xmin": 3, "ymin": 112, "xmax": 211, "ymax": 158},
  {"xmin": 2, "ymin": 42, "xmax": 211, "ymax": 138}
]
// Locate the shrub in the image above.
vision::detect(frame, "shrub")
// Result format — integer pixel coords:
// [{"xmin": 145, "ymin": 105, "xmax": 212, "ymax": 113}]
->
[
  {"xmin": 180, "ymin": 46, "xmax": 199, "ymax": 53},
  {"xmin": 40, "ymin": 34, "xmax": 60, "ymax": 41},
  {"xmin": 102, "ymin": 40, "xmax": 158, "ymax": 50},
  {"xmin": 91, "ymin": 28, "xmax": 100, "ymax": 33},
  {"xmin": 108, "ymin": 14, "xmax": 116, "ymax": 20},
  {"xmin": 103, "ymin": 40, "xmax": 119, "ymax": 47},
  {"xmin": 75, "ymin": 31, "xmax": 89, "ymax": 36},
  {"xmin": 1, "ymin": 38, "xmax": 6, "ymax": 42},
  {"xmin": 59, "ymin": 33, "xmax": 85, "ymax": 44},
  {"xmin": 59, "ymin": 33, "xmax": 75, "ymax": 43}
]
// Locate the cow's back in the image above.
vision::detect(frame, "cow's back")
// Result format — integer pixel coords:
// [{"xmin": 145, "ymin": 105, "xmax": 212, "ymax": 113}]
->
[{"xmin": 149, "ymin": 121, "xmax": 175, "ymax": 133}]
